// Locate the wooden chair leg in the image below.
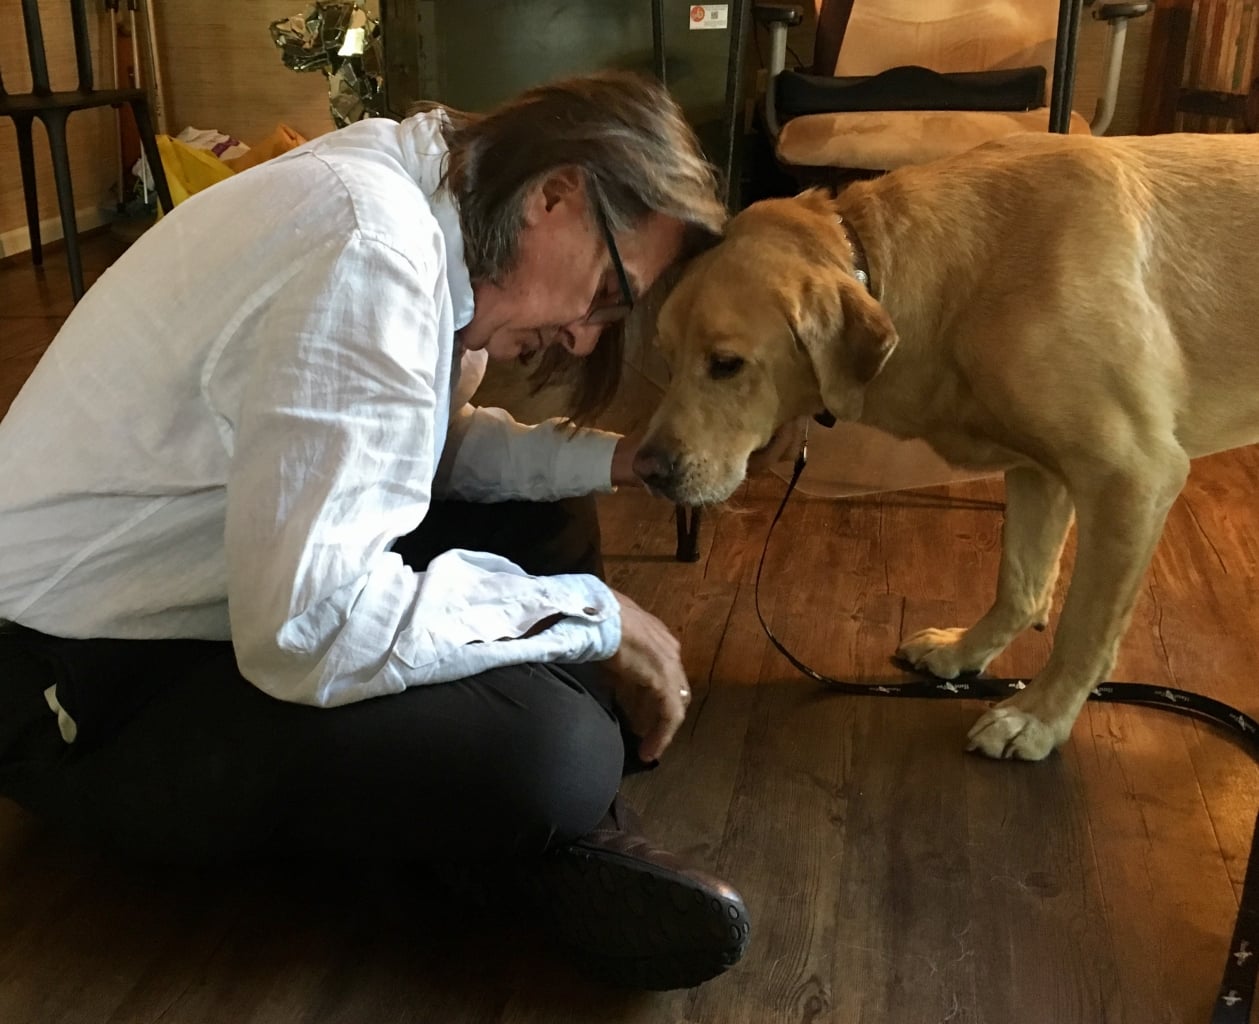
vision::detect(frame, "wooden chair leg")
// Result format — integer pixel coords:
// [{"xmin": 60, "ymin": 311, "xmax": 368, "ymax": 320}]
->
[
  {"xmin": 129, "ymin": 98, "xmax": 174, "ymax": 214},
  {"xmin": 42, "ymin": 111, "xmax": 85, "ymax": 302},
  {"xmin": 13, "ymin": 115, "xmax": 44, "ymax": 268},
  {"xmin": 675, "ymin": 505, "xmax": 702, "ymax": 563}
]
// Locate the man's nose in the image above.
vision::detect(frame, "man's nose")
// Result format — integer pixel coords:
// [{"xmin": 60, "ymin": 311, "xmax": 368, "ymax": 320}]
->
[
  {"xmin": 561, "ymin": 323, "xmax": 602, "ymax": 358},
  {"xmin": 632, "ymin": 445, "xmax": 679, "ymax": 493}
]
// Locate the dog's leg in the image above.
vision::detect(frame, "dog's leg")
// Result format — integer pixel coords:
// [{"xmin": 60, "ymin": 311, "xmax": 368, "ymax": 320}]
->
[
  {"xmin": 898, "ymin": 466, "xmax": 1073, "ymax": 678},
  {"xmin": 966, "ymin": 451, "xmax": 1190, "ymax": 761}
]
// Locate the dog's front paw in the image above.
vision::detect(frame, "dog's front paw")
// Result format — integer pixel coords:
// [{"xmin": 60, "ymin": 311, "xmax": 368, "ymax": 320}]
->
[
  {"xmin": 966, "ymin": 705, "xmax": 1058, "ymax": 761},
  {"xmin": 897, "ymin": 627, "xmax": 991, "ymax": 679}
]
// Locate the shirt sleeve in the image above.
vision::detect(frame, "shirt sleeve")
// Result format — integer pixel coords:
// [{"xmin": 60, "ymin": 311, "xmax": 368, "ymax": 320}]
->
[
  {"xmin": 434, "ymin": 403, "xmax": 621, "ymax": 501},
  {"xmin": 224, "ymin": 232, "xmax": 621, "ymax": 707}
]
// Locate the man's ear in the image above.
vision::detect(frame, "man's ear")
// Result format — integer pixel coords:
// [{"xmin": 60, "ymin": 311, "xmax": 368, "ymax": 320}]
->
[
  {"xmin": 785, "ymin": 276, "xmax": 897, "ymax": 420},
  {"xmin": 522, "ymin": 166, "xmax": 584, "ymax": 225}
]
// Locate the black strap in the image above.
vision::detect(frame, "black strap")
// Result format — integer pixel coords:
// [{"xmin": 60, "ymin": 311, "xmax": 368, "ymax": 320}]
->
[{"xmin": 754, "ymin": 436, "xmax": 1259, "ymax": 1023}]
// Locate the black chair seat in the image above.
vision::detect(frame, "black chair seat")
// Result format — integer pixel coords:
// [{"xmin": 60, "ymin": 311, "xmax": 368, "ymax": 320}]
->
[
  {"xmin": 0, "ymin": 87, "xmax": 148, "ymax": 117},
  {"xmin": 775, "ymin": 65, "xmax": 1047, "ymax": 119}
]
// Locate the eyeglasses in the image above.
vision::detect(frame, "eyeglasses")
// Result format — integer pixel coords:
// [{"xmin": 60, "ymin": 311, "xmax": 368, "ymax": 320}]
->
[{"xmin": 585, "ymin": 195, "xmax": 635, "ymax": 326}]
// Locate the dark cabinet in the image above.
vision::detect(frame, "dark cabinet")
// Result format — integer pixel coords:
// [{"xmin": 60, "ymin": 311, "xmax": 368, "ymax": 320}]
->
[{"xmin": 380, "ymin": 1, "xmax": 750, "ymax": 206}]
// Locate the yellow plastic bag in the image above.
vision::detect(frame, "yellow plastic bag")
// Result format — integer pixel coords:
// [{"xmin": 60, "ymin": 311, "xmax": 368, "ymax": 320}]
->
[
  {"xmin": 153, "ymin": 134, "xmax": 235, "ymax": 215},
  {"xmin": 150, "ymin": 125, "xmax": 309, "ymax": 217}
]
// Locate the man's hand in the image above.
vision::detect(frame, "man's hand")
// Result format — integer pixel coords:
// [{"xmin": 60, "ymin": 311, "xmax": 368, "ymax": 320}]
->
[
  {"xmin": 606, "ymin": 589, "xmax": 690, "ymax": 762},
  {"xmin": 611, "ymin": 431, "xmax": 645, "ymax": 489}
]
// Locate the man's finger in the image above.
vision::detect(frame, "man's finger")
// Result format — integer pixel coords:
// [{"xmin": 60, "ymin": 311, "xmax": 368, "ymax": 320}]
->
[{"xmin": 638, "ymin": 692, "xmax": 686, "ymax": 762}]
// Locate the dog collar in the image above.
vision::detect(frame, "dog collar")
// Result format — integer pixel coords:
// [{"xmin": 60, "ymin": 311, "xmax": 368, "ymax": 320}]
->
[
  {"xmin": 837, "ymin": 214, "xmax": 872, "ymax": 293},
  {"xmin": 813, "ymin": 215, "xmax": 873, "ymax": 429}
]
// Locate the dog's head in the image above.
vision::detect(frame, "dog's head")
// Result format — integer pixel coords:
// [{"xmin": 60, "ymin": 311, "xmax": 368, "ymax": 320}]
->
[{"xmin": 635, "ymin": 191, "xmax": 898, "ymax": 505}]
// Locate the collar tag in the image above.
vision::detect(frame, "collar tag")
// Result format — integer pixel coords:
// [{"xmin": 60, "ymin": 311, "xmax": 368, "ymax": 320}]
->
[{"xmin": 836, "ymin": 214, "xmax": 873, "ymax": 295}]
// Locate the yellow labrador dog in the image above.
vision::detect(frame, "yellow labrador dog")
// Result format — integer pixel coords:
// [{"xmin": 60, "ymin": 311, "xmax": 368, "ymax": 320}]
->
[{"xmin": 636, "ymin": 131, "xmax": 1259, "ymax": 761}]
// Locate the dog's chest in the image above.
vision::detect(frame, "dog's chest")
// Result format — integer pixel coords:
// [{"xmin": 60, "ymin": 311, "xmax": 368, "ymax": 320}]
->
[
  {"xmin": 858, "ymin": 370, "xmax": 1024, "ymax": 472},
  {"xmin": 923, "ymin": 430, "xmax": 1022, "ymax": 471}
]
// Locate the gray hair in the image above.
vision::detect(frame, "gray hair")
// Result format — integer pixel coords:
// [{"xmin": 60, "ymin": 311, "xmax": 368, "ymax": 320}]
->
[
  {"xmin": 427, "ymin": 70, "xmax": 727, "ymax": 281},
  {"xmin": 409, "ymin": 71, "xmax": 728, "ymax": 420}
]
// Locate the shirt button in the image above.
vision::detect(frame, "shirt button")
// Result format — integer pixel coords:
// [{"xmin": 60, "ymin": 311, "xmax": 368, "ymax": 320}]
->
[{"xmin": 582, "ymin": 606, "xmax": 598, "ymax": 615}]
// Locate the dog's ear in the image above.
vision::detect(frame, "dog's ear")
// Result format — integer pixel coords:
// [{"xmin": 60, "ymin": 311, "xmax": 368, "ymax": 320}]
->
[{"xmin": 785, "ymin": 276, "xmax": 897, "ymax": 420}]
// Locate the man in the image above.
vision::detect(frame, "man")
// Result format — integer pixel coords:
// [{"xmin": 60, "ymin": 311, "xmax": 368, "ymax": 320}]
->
[{"xmin": 0, "ymin": 72, "xmax": 749, "ymax": 990}]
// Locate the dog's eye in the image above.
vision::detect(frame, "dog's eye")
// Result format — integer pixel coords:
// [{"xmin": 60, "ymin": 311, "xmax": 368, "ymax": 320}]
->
[{"xmin": 708, "ymin": 354, "xmax": 745, "ymax": 381}]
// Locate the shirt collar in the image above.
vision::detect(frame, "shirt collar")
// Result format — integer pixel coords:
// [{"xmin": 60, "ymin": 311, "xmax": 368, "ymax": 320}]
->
[{"xmin": 399, "ymin": 111, "xmax": 475, "ymax": 331}]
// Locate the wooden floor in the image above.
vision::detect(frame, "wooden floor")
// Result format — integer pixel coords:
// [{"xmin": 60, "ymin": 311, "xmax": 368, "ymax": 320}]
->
[{"xmin": 3, "ymin": 235, "xmax": 1259, "ymax": 1024}]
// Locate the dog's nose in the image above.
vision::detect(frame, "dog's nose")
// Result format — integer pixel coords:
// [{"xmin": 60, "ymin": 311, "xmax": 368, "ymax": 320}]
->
[{"xmin": 632, "ymin": 446, "xmax": 678, "ymax": 493}]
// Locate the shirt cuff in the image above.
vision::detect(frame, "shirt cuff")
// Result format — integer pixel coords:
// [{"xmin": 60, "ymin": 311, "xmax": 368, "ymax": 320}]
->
[
  {"xmin": 552, "ymin": 428, "xmax": 620, "ymax": 495},
  {"xmin": 383, "ymin": 571, "xmax": 622, "ymax": 691},
  {"xmin": 546, "ymin": 573, "xmax": 621, "ymax": 660}
]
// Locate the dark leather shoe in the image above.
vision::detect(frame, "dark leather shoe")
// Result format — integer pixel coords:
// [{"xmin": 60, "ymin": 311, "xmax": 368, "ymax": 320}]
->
[{"xmin": 528, "ymin": 796, "xmax": 751, "ymax": 990}]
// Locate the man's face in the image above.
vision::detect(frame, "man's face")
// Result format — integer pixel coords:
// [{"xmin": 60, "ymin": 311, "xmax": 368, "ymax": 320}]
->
[{"xmin": 460, "ymin": 167, "xmax": 688, "ymax": 362}]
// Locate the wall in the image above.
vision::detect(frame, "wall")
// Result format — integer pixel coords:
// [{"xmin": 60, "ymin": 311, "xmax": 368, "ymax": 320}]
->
[{"xmin": 153, "ymin": 0, "xmax": 334, "ymax": 149}]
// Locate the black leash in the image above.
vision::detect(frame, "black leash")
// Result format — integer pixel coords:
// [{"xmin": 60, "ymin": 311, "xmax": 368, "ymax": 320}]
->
[{"xmin": 754, "ymin": 430, "xmax": 1259, "ymax": 1024}]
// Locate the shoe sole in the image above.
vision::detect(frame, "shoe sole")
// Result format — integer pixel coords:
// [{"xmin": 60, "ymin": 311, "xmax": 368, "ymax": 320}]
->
[{"xmin": 532, "ymin": 843, "xmax": 751, "ymax": 991}]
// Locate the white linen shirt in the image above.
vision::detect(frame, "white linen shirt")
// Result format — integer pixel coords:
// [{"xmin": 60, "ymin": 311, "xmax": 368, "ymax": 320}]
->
[{"xmin": 0, "ymin": 113, "xmax": 623, "ymax": 707}]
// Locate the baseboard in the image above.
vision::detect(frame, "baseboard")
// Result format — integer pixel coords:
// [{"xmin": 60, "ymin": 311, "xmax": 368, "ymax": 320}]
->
[{"xmin": 0, "ymin": 207, "xmax": 109, "ymax": 261}]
